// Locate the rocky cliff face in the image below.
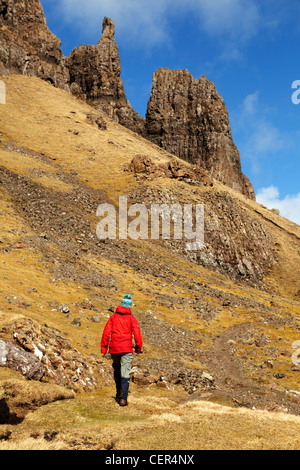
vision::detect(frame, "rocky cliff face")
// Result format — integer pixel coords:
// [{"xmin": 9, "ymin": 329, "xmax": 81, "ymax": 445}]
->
[
  {"xmin": 145, "ymin": 68, "xmax": 255, "ymax": 200},
  {"xmin": 67, "ymin": 17, "xmax": 145, "ymax": 135},
  {"xmin": 0, "ymin": 0, "xmax": 69, "ymax": 90}
]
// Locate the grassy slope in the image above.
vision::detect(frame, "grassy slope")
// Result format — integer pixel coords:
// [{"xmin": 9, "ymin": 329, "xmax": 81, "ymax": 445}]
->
[{"xmin": 0, "ymin": 75, "xmax": 300, "ymax": 450}]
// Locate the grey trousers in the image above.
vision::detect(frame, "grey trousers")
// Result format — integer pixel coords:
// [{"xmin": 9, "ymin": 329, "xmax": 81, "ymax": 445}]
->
[{"xmin": 111, "ymin": 352, "xmax": 133, "ymax": 379}]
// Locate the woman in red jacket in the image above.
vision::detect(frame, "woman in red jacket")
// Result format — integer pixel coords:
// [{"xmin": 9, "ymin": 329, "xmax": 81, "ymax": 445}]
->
[{"xmin": 101, "ymin": 294, "xmax": 143, "ymax": 406}]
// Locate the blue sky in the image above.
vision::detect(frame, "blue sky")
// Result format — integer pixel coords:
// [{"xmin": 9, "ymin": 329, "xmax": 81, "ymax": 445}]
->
[{"xmin": 41, "ymin": 0, "xmax": 300, "ymax": 225}]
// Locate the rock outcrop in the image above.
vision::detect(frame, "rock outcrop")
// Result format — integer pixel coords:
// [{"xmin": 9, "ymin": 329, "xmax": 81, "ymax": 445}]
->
[
  {"xmin": 0, "ymin": 317, "xmax": 113, "ymax": 392},
  {"xmin": 127, "ymin": 154, "xmax": 213, "ymax": 187},
  {"xmin": 128, "ymin": 186, "xmax": 274, "ymax": 285},
  {"xmin": 67, "ymin": 17, "xmax": 145, "ymax": 134},
  {"xmin": 145, "ymin": 68, "xmax": 255, "ymax": 200},
  {"xmin": 0, "ymin": 339, "xmax": 46, "ymax": 380},
  {"xmin": 0, "ymin": 0, "xmax": 69, "ymax": 90}
]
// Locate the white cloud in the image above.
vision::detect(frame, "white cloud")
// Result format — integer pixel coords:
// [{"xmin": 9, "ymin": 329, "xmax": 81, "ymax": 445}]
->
[
  {"xmin": 188, "ymin": 0, "xmax": 261, "ymax": 40},
  {"xmin": 232, "ymin": 91, "xmax": 289, "ymax": 174},
  {"xmin": 52, "ymin": 0, "xmax": 264, "ymax": 48},
  {"xmin": 243, "ymin": 91, "xmax": 259, "ymax": 115},
  {"xmin": 256, "ymin": 186, "xmax": 300, "ymax": 226},
  {"xmin": 251, "ymin": 122, "xmax": 287, "ymax": 156},
  {"xmin": 54, "ymin": 0, "xmax": 172, "ymax": 46}
]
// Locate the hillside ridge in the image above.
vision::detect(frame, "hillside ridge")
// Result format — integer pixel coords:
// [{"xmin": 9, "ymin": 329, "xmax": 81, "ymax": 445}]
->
[
  {"xmin": 0, "ymin": 57, "xmax": 299, "ymax": 450},
  {"xmin": 0, "ymin": 75, "xmax": 299, "ymax": 404}
]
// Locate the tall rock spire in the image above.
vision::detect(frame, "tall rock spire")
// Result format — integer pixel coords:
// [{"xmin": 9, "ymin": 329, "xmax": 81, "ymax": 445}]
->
[
  {"xmin": 67, "ymin": 17, "xmax": 145, "ymax": 133},
  {"xmin": 99, "ymin": 16, "xmax": 116, "ymax": 42}
]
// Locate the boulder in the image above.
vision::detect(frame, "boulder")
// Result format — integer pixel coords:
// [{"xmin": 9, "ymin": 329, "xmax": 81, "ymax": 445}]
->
[
  {"xmin": 0, "ymin": 339, "xmax": 46, "ymax": 381},
  {"xmin": 128, "ymin": 155, "xmax": 213, "ymax": 186}
]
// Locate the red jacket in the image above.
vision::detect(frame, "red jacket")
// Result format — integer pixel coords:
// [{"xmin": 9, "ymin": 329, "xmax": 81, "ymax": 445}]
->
[{"xmin": 101, "ymin": 306, "xmax": 143, "ymax": 354}]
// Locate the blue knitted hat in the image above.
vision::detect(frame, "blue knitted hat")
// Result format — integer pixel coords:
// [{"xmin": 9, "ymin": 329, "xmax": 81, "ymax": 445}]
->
[{"xmin": 121, "ymin": 294, "xmax": 132, "ymax": 308}]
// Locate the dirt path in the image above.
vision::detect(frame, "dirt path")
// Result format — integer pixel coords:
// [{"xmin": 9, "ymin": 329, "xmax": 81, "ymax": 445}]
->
[{"xmin": 196, "ymin": 324, "xmax": 300, "ymax": 415}]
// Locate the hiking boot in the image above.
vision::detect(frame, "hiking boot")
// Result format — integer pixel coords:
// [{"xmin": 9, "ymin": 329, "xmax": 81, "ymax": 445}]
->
[
  {"xmin": 115, "ymin": 393, "xmax": 122, "ymax": 404},
  {"xmin": 119, "ymin": 398, "xmax": 128, "ymax": 407}
]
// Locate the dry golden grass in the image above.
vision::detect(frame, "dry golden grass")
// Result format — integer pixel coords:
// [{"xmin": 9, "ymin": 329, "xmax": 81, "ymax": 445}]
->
[
  {"xmin": 31, "ymin": 175, "xmax": 73, "ymax": 192},
  {"xmin": 1, "ymin": 74, "xmax": 299, "ymax": 298},
  {"xmin": 0, "ymin": 149, "xmax": 55, "ymax": 175},
  {"xmin": 2, "ymin": 386, "xmax": 300, "ymax": 450},
  {"xmin": 1, "ymin": 378, "xmax": 75, "ymax": 409}
]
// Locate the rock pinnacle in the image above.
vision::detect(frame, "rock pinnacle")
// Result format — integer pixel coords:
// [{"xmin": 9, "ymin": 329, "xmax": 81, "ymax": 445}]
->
[{"xmin": 99, "ymin": 17, "xmax": 115, "ymax": 42}]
